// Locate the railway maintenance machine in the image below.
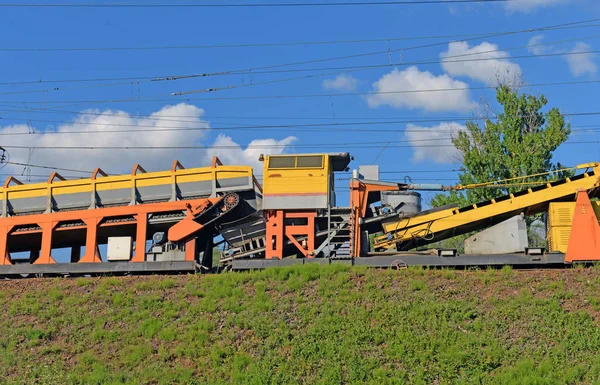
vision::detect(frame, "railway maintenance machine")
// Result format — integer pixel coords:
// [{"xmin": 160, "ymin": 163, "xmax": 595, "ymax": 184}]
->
[{"xmin": 0, "ymin": 153, "xmax": 599, "ymax": 276}]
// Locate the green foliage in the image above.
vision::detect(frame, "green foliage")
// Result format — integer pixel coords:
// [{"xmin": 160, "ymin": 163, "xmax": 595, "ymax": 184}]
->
[
  {"xmin": 451, "ymin": 84, "xmax": 571, "ymax": 203},
  {"xmin": 431, "ymin": 83, "xmax": 571, "ymax": 249}
]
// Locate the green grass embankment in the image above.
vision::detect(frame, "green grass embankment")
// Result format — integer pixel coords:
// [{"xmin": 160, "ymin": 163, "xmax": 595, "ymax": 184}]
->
[{"xmin": 2, "ymin": 265, "xmax": 600, "ymax": 384}]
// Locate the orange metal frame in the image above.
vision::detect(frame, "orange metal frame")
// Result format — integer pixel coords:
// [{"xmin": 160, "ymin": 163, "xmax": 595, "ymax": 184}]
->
[
  {"xmin": 168, "ymin": 197, "xmax": 222, "ymax": 242},
  {"xmin": 0, "ymin": 198, "xmax": 219, "ymax": 266},
  {"xmin": 265, "ymin": 210, "xmax": 317, "ymax": 259},
  {"xmin": 349, "ymin": 179, "xmax": 398, "ymax": 257},
  {"xmin": 0, "ymin": 156, "xmax": 258, "ymax": 266}
]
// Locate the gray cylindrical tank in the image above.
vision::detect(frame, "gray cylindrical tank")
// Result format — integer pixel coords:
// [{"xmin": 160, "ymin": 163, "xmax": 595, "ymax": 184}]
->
[{"xmin": 381, "ymin": 191, "xmax": 422, "ymax": 214}]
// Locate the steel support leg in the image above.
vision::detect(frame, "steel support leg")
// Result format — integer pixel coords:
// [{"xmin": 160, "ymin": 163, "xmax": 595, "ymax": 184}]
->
[
  {"xmin": 265, "ymin": 210, "xmax": 284, "ymax": 259},
  {"xmin": 202, "ymin": 236, "xmax": 214, "ymax": 270},
  {"xmin": 132, "ymin": 213, "xmax": 148, "ymax": 262},
  {"xmin": 81, "ymin": 217, "xmax": 102, "ymax": 263},
  {"xmin": 29, "ymin": 250, "xmax": 39, "ymax": 264},
  {"xmin": 35, "ymin": 222, "xmax": 57, "ymax": 264},
  {"xmin": 70, "ymin": 247, "xmax": 81, "ymax": 263},
  {"xmin": 285, "ymin": 211, "xmax": 317, "ymax": 258},
  {"xmin": 185, "ymin": 238, "xmax": 196, "ymax": 262},
  {"xmin": 0, "ymin": 226, "xmax": 11, "ymax": 265}
]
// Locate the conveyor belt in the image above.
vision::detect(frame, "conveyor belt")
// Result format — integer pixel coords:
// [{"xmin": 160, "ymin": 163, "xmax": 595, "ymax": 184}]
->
[
  {"xmin": 375, "ymin": 165, "xmax": 600, "ymax": 251},
  {"xmin": 0, "ymin": 161, "xmax": 255, "ymax": 216}
]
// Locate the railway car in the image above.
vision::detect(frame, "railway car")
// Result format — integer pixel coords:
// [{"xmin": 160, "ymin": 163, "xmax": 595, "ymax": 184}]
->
[{"xmin": 0, "ymin": 153, "xmax": 599, "ymax": 277}]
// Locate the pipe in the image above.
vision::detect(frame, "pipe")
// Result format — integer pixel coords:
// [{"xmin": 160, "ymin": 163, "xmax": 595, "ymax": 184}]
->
[{"xmin": 406, "ymin": 183, "xmax": 446, "ymax": 191}]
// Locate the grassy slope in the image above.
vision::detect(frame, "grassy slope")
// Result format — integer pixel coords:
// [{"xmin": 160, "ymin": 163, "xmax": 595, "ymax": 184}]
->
[{"xmin": 2, "ymin": 265, "xmax": 600, "ymax": 384}]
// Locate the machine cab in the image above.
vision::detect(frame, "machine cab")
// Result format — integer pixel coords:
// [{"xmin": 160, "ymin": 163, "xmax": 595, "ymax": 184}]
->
[{"xmin": 261, "ymin": 153, "xmax": 351, "ymax": 210}]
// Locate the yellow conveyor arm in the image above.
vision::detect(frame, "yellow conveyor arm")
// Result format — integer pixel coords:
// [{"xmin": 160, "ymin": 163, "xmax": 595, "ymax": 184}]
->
[{"xmin": 374, "ymin": 163, "xmax": 600, "ymax": 251}]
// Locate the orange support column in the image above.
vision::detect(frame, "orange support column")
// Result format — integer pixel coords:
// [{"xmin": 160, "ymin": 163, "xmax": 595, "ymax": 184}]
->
[
  {"xmin": 285, "ymin": 211, "xmax": 317, "ymax": 258},
  {"xmin": 0, "ymin": 226, "xmax": 12, "ymax": 265},
  {"xmin": 565, "ymin": 190, "xmax": 600, "ymax": 262},
  {"xmin": 81, "ymin": 217, "xmax": 102, "ymax": 263},
  {"xmin": 132, "ymin": 213, "xmax": 148, "ymax": 262},
  {"xmin": 265, "ymin": 210, "xmax": 284, "ymax": 259},
  {"xmin": 185, "ymin": 238, "xmax": 196, "ymax": 261},
  {"xmin": 35, "ymin": 222, "xmax": 57, "ymax": 264},
  {"xmin": 349, "ymin": 179, "xmax": 398, "ymax": 258}
]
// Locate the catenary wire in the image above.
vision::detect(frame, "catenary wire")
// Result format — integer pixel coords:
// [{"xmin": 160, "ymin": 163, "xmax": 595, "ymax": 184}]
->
[
  {"xmin": 0, "ymin": 1, "xmax": 519, "ymax": 9},
  {"xmin": 3, "ymin": 73, "xmax": 599, "ymax": 106},
  {"xmin": 0, "ymin": 140, "xmax": 596, "ymax": 150},
  {"xmin": 0, "ymin": 111, "xmax": 596, "ymax": 135},
  {"xmin": 5, "ymin": 31, "xmax": 597, "ymax": 97},
  {"xmin": 1, "ymin": 23, "xmax": 598, "ymax": 52},
  {"xmin": 1, "ymin": 17, "xmax": 598, "ymax": 88},
  {"xmin": 0, "ymin": 89, "xmax": 596, "ymax": 122}
]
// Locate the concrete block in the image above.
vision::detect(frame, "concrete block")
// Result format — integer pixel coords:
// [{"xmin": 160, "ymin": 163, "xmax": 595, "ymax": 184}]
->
[{"xmin": 464, "ymin": 215, "xmax": 528, "ymax": 254}]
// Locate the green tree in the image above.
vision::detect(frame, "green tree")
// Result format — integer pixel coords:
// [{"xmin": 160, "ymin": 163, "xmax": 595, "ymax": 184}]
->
[{"xmin": 431, "ymin": 81, "xmax": 571, "ymax": 248}]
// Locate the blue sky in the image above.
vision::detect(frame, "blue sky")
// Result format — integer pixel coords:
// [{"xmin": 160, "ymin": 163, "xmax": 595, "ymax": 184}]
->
[{"xmin": 0, "ymin": 0, "xmax": 599, "ymax": 204}]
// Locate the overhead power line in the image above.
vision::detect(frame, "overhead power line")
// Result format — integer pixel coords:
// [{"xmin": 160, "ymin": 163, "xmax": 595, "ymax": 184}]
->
[
  {"xmin": 2, "ymin": 77, "xmax": 599, "ymax": 106},
  {"xmin": 172, "ymin": 48, "xmax": 600, "ymax": 95},
  {"xmin": 0, "ymin": 111, "xmax": 598, "ymax": 135},
  {"xmin": 1, "ymin": 16, "xmax": 597, "ymax": 88},
  {"xmin": 2, "ymin": 85, "xmax": 600, "ymax": 122},
  {"xmin": 0, "ymin": 141, "xmax": 597, "ymax": 151},
  {"xmin": 2, "ymin": 34, "xmax": 598, "ymax": 99},
  {"xmin": 4, "ymin": 161, "xmax": 96, "ymax": 174},
  {"xmin": 2, "ymin": 23, "xmax": 598, "ymax": 52},
  {"xmin": 0, "ymin": 1, "xmax": 515, "ymax": 8},
  {"xmin": 0, "ymin": 173, "xmax": 86, "ymax": 179},
  {"xmin": 170, "ymin": 29, "xmax": 600, "ymax": 82}
]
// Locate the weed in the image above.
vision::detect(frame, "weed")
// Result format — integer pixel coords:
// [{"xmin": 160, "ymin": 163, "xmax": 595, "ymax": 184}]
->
[
  {"xmin": 2, "ymin": 266, "xmax": 600, "ymax": 384},
  {"xmin": 410, "ymin": 279, "xmax": 426, "ymax": 291},
  {"xmin": 75, "ymin": 278, "xmax": 93, "ymax": 287},
  {"xmin": 158, "ymin": 278, "xmax": 176, "ymax": 289},
  {"xmin": 139, "ymin": 318, "xmax": 163, "ymax": 338},
  {"xmin": 501, "ymin": 265, "xmax": 513, "ymax": 276}
]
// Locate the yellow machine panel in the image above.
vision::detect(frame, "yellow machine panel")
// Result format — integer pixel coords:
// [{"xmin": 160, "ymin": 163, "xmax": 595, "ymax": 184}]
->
[
  {"xmin": 0, "ymin": 163, "xmax": 255, "ymax": 216},
  {"xmin": 264, "ymin": 154, "xmax": 328, "ymax": 195},
  {"xmin": 547, "ymin": 226, "xmax": 572, "ymax": 253},
  {"xmin": 546, "ymin": 201, "xmax": 600, "ymax": 252},
  {"xmin": 261, "ymin": 152, "xmax": 351, "ymax": 210},
  {"xmin": 548, "ymin": 202, "xmax": 576, "ymax": 227},
  {"xmin": 262, "ymin": 154, "xmax": 328, "ymax": 210}
]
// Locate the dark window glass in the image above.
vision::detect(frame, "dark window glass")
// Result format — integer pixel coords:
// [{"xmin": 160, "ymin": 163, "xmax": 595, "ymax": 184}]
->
[
  {"xmin": 296, "ymin": 156, "xmax": 323, "ymax": 168},
  {"xmin": 269, "ymin": 156, "xmax": 295, "ymax": 168}
]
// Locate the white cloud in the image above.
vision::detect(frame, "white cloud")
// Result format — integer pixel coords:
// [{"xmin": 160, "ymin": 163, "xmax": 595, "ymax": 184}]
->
[
  {"xmin": 366, "ymin": 66, "xmax": 474, "ymax": 112},
  {"xmin": 504, "ymin": 0, "xmax": 568, "ymax": 12},
  {"xmin": 527, "ymin": 35, "xmax": 547, "ymax": 56},
  {"xmin": 526, "ymin": 37, "xmax": 597, "ymax": 77},
  {"xmin": 204, "ymin": 134, "xmax": 297, "ymax": 173},
  {"xmin": 405, "ymin": 122, "xmax": 465, "ymax": 164},
  {"xmin": 0, "ymin": 103, "xmax": 296, "ymax": 178},
  {"xmin": 322, "ymin": 74, "xmax": 358, "ymax": 91},
  {"xmin": 565, "ymin": 42, "xmax": 597, "ymax": 77},
  {"xmin": 441, "ymin": 41, "xmax": 522, "ymax": 84}
]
